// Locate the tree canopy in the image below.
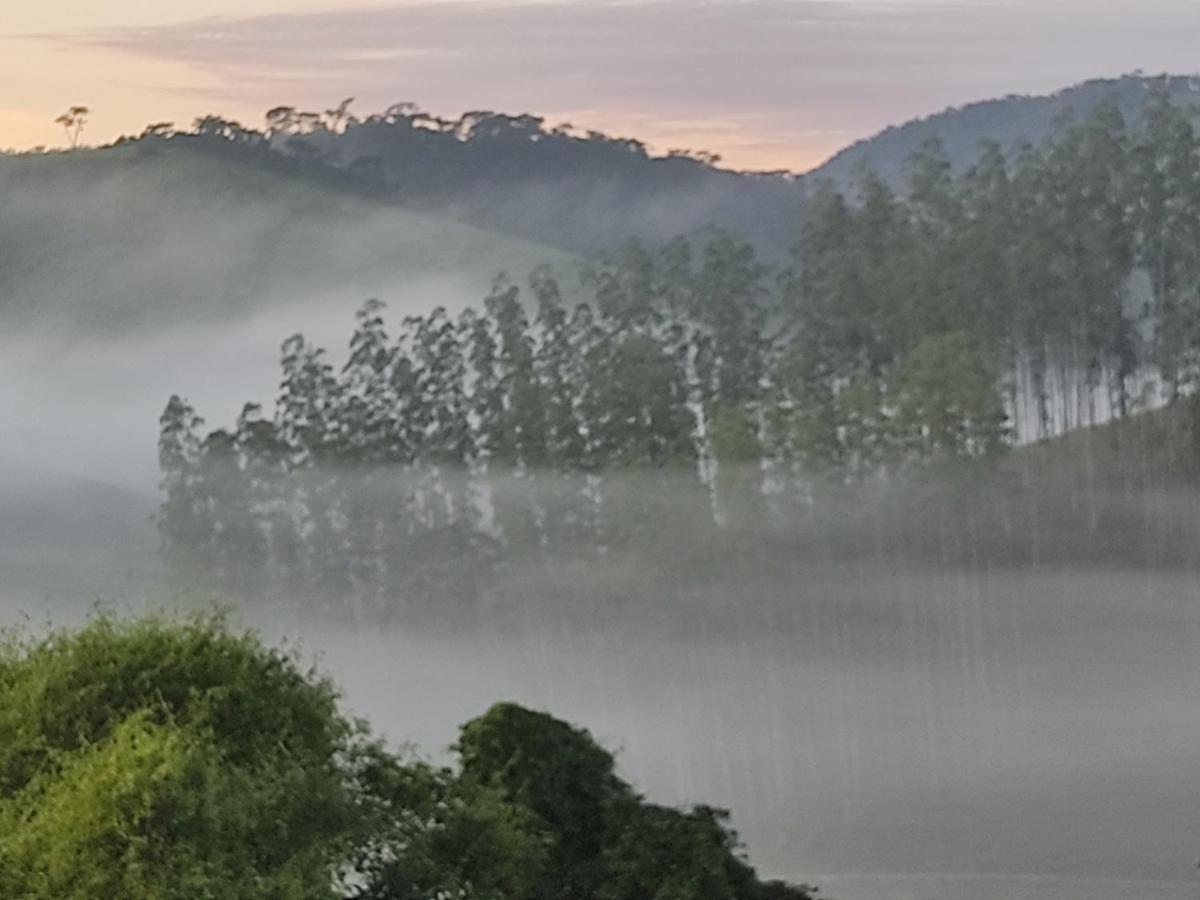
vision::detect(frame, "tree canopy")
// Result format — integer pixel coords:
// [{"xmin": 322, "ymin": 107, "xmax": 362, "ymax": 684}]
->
[{"xmin": 0, "ymin": 613, "xmax": 815, "ymax": 900}]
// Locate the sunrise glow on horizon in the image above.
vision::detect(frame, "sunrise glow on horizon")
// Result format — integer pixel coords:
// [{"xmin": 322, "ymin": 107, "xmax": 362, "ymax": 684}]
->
[{"xmin": 5, "ymin": 0, "xmax": 1200, "ymax": 173}]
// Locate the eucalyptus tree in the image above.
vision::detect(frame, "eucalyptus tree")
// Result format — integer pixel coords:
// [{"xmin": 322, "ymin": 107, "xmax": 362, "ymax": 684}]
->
[
  {"xmin": 485, "ymin": 279, "xmax": 547, "ymax": 471},
  {"xmin": 1132, "ymin": 85, "xmax": 1200, "ymax": 400},
  {"xmin": 234, "ymin": 401, "xmax": 299, "ymax": 596},
  {"xmin": 1042, "ymin": 102, "xmax": 1136, "ymax": 428},
  {"xmin": 403, "ymin": 307, "xmax": 489, "ymax": 608},
  {"xmin": 338, "ymin": 299, "xmax": 400, "ymax": 610},
  {"xmin": 277, "ymin": 332, "xmax": 350, "ymax": 601},
  {"xmin": 531, "ymin": 267, "xmax": 596, "ymax": 551},
  {"xmin": 957, "ymin": 142, "xmax": 1024, "ymax": 428},
  {"xmin": 156, "ymin": 395, "xmax": 208, "ymax": 579},
  {"xmin": 54, "ymin": 105, "xmax": 88, "ymax": 149},
  {"xmin": 686, "ymin": 232, "xmax": 772, "ymax": 528},
  {"xmin": 582, "ymin": 251, "xmax": 702, "ymax": 547}
]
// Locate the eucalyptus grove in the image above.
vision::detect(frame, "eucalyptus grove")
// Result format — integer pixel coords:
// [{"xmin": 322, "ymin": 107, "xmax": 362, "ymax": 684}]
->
[{"xmin": 160, "ymin": 94, "xmax": 1200, "ymax": 613}]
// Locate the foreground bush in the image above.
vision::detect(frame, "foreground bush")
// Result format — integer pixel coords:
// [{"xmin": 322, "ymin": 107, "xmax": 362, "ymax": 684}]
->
[
  {"xmin": 458, "ymin": 703, "xmax": 814, "ymax": 900},
  {"xmin": 0, "ymin": 613, "xmax": 814, "ymax": 899}
]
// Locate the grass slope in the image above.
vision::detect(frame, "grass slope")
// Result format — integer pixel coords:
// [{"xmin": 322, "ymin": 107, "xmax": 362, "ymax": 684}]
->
[{"xmin": 0, "ymin": 142, "xmax": 577, "ymax": 333}]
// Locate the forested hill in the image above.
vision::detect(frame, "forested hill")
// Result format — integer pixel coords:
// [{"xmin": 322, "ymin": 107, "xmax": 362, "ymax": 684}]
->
[
  {"xmin": 7, "ymin": 73, "xmax": 1200, "ymax": 345},
  {"xmin": 808, "ymin": 73, "xmax": 1200, "ymax": 190},
  {"xmin": 285, "ymin": 108, "xmax": 805, "ymax": 255},
  {"xmin": 31, "ymin": 72, "xmax": 1193, "ymax": 262},
  {"xmin": 130, "ymin": 108, "xmax": 804, "ymax": 257}
]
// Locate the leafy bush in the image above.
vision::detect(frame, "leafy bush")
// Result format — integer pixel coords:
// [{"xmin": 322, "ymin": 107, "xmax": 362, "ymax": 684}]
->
[
  {"xmin": 457, "ymin": 702, "xmax": 815, "ymax": 900},
  {"xmin": 0, "ymin": 614, "xmax": 815, "ymax": 899},
  {"xmin": 0, "ymin": 613, "xmax": 359, "ymax": 899}
]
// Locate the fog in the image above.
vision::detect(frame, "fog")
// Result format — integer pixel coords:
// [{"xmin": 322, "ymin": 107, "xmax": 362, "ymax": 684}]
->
[
  {"xmin": 5, "ymin": 159, "xmax": 1200, "ymax": 900},
  {"xmin": 0, "ymin": 283, "xmax": 480, "ymax": 490},
  {"xmin": 306, "ymin": 563, "xmax": 1200, "ymax": 886},
  {"xmin": 0, "ymin": 144, "xmax": 575, "ymax": 334},
  {"xmin": 10, "ymin": 377, "xmax": 1200, "ymax": 900}
]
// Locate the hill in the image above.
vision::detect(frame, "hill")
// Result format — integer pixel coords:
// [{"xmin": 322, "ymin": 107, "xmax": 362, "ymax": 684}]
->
[
  {"xmin": 10, "ymin": 73, "xmax": 1200, "ymax": 291},
  {"xmin": 113, "ymin": 75, "xmax": 1200, "ymax": 261},
  {"xmin": 0, "ymin": 140, "xmax": 577, "ymax": 334},
  {"xmin": 0, "ymin": 457, "xmax": 156, "ymax": 603},
  {"xmin": 807, "ymin": 73, "xmax": 1200, "ymax": 190},
  {"xmin": 266, "ymin": 108, "xmax": 805, "ymax": 256}
]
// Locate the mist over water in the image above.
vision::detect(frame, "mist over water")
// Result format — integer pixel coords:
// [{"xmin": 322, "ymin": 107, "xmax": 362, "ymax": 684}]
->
[
  {"xmin": 5, "ymin": 209, "xmax": 1200, "ymax": 900},
  {"xmin": 0, "ymin": 277, "xmax": 491, "ymax": 490},
  {"xmin": 9, "ymin": 332, "xmax": 1200, "ymax": 898},
  {"xmin": 282, "ymin": 563, "xmax": 1200, "ymax": 889}
]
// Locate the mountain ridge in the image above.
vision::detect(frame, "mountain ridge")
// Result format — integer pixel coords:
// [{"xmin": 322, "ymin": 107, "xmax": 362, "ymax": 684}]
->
[
  {"xmin": 6, "ymin": 71, "xmax": 1200, "ymax": 320},
  {"xmin": 806, "ymin": 72, "xmax": 1200, "ymax": 189}
]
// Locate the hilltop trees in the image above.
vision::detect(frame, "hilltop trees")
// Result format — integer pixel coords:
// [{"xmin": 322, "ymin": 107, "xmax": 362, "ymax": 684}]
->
[
  {"xmin": 97, "ymin": 98, "xmax": 798, "ymax": 254},
  {"xmin": 54, "ymin": 105, "xmax": 88, "ymax": 148}
]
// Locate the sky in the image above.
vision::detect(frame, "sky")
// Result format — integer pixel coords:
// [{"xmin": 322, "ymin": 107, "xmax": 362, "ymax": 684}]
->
[{"xmin": 4, "ymin": 0, "xmax": 1200, "ymax": 172}]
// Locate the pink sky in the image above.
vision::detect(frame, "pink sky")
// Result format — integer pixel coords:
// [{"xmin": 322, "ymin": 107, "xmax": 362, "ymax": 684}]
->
[{"xmin": 5, "ymin": 0, "xmax": 1200, "ymax": 172}]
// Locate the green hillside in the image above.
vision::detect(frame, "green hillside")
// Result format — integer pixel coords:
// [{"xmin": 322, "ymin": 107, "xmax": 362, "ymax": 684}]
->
[{"xmin": 0, "ymin": 142, "xmax": 577, "ymax": 333}]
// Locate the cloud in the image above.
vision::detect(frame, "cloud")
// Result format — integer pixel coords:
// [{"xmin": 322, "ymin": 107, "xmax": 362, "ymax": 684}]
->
[{"xmin": 31, "ymin": 0, "xmax": 1200, "ymax": 171}]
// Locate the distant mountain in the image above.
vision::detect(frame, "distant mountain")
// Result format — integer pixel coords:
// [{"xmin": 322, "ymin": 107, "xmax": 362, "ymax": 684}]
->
[
  {"xmin": 6, "ymin": 72, "xmax": 1200, "ymax": 322},
  {"xmin": 806, "ymin": 73, "xmax": 1200, "ymax": 190},
  {"xmin": 155, "ymin": 75, "xmax": 1200, "ymax": 257}
]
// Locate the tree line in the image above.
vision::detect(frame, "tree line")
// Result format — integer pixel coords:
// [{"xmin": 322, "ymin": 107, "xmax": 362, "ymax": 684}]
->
[
  {"xmin": 160, "ymin": 87, "xmax": 1200, "ymax": 609},
  {"xmin": 158, "ymin": 233, "xmax": 1005, "ymax": 611},
  {"xmin": 797, "ymin": 85, "xmax": 1200, "ymax": 440},
  {"xmin": 119, "ymin": 99, "xmax": 801, "ymax": 254}
]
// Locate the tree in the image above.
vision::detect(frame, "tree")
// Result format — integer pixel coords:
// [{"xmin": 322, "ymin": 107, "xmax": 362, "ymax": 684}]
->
[
  {"xmin": 401, "ymin": 307, "xmax": 490, "ymax": 606},
  {"xmin": 1040, "ymin": 102, "xmax": 1135, "ymax": 429},
  {"xmin": 234, "ymin": 401, "xmax": 299, "ymax": 595},
  {"xmin": 458, "ymin": 702, "xmax": 625, "ymax": 899},
  {"xmin": 265, "ymin": 105, "xmax": 300, "ymax": 136},
  {"xmin": 0, "ymin": 613, "xmax": 359, "ymax": 899},
  {"xmin": 958, "ymin": 141, "xmax": 1021, "ymax": 425},
  {"xmin": 1132, "ymin": 85, "xmax": 1200, "ymax": 399},
  {"xmin": 602, "ymin": 804, "xmax": 814, "ymax": 900},
  {"xmin": 686, "ymin": 232, "xmax": 771, "ymax": 526},
  {"xmin": 156, "ymin": 395, "xmax": 208, "ymax": 578},
  {"xmin": 140, "ymin": 121, "xmax": 176, "ymax": 139},
  {"xmin": 193, "ymin": 114, "xmax": 258, "ymax": 144},
  {"xmin": 455, "ymin": 702, "xmax": 816, "ymax": 900},
  {"xmin": 892, "ymin": 331, "xmax": 1008, "ymax": 462},
  {"xmin": 325, "ymin": 97, "xmax": 357, "ymax": 134},
  {"xmin": 54, "ymin": 105, "xmax": 88, "ymax": 149},
  {"xmin": 532, "ymin": 267, "xmax": 595, "ymax": 549},
  {"xmin": 346, "ymin": 749, "xmax": 550, "ymax": 900},
  {"xmin": 272, "ymin": 334, "xmax": 352, "ymax": 602},
  {"xmin": 485, "ymin": 279, "xmax": 546, "ymax": 471}
]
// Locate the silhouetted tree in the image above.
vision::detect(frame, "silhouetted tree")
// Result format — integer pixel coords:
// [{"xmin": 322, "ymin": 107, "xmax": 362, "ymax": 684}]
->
[{"xmin": 54, "ymin": 106, "xmax": 88, "ymax": 149}]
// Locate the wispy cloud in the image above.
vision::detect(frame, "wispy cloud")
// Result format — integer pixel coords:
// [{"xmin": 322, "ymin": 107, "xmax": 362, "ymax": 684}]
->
[{"xmin": 29, "ymin": 0, "xmax": 1200, "ymax": 170}]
